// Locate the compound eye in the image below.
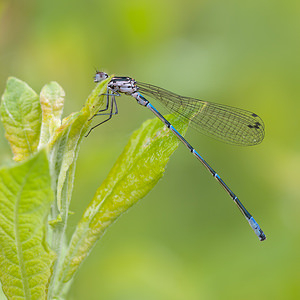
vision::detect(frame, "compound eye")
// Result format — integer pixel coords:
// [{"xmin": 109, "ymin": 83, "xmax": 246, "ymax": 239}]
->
[
  {"xmin": 94, "ymin": 72, "xmax": 109, "ymax": 82},
  {"xmin": 101, "ymin": 72, "xmax": 108, "ymax": 78}
]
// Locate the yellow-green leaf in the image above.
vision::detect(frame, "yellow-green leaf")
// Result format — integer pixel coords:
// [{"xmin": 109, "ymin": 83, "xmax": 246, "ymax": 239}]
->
[
  {"xmin": 58, "ymin": 114, "xmax": 188, "ymax": 286},
  {"xmin": 39, "ymin": 82, "xmax": 65, "ymax": 149},
  {"xmin": 0, "ymin": 77, "xmax": 42, "ymax": 162},
  {"xmin": 0, "ymin": 151, "xmax": 56, "ymax": 300},
  {"xmin": 47, "ymin": 75, "xmax": 111, "ymax": 213}
]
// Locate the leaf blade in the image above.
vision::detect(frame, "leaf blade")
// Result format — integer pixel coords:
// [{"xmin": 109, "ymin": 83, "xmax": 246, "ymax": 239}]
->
[
  {"xmin": 58, "ymin": 114, "xmax": 189, "ymax": 285},
  {"xmin": 38, "ymin": 82, "xmax": 65, "ymax": 149},
  {"xmin": 45, "ymin": 76, "xmax": 111, "ymax": 298},
  {"xmin": 0, "ymin": 77, "xmax": 42, "ymax": 162},
  {"xmin": 0, "ymin": 151, "xmax": 56, "ymax": 300}
]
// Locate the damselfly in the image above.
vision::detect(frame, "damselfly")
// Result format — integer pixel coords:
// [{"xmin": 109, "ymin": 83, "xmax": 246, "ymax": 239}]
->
[{"xmin": 89, "ymin": 71, "xmax": 266, "ymax": 241}]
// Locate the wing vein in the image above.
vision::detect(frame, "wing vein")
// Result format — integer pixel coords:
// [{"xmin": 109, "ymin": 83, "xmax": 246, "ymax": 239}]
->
[{"xmin": 136, "ymin": 81, "xmax": 265, "ymax": 146}]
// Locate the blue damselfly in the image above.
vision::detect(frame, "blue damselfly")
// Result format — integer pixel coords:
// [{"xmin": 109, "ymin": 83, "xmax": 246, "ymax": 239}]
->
[{"xmin": 89, "ymin": 71, "xmax": 266, "ymax": 241}]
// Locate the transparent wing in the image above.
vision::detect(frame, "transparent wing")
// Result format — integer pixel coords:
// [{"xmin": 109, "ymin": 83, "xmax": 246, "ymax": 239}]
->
[{"xmin": 136, "ymin": 81, "xmax": 265, "ymax": 146}]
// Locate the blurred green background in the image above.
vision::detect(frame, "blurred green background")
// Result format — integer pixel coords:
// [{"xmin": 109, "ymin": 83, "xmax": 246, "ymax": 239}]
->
[{"xmin": 1, "ymin": 0, "xmax": 300, "ymax": 299}]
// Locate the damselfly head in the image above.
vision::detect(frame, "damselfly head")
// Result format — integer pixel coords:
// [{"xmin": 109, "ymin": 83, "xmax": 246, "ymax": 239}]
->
[{"xmin": 94, "ymin": 71, "xmax": 109, "ymax": 83}]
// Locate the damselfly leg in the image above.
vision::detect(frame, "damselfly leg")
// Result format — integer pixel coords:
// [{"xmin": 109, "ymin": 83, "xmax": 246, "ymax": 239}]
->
[{"xmin": 86, "ymin": 89, "xmax": 119, "ymax": 137}]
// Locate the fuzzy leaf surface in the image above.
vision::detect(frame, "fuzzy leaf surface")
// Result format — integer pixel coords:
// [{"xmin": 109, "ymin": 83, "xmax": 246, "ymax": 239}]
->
[
  {"xmin": 59, "ymin": 114, "xmax": 188, "ymax": 284},
  {"xmin": 0, "ymin": 151, "xmax": 56, "ymax": 300},
  {"xmin": 0, "ymin": 78, "xmax": 41, "ymax": 162}
]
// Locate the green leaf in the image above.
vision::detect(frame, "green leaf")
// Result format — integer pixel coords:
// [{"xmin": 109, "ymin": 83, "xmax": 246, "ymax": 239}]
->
[
  {"xmin": 45, "ymin": 76, "xmax": 111, "ymax": 299},
  {"xmin": 38, "ymin": 82, "xmax": 65, "ymax": 149},
  {"xmin": 57, "ymin": 114, "xmax": 189, "ymax": 287},
  {"xmin": 0, "ymin": 77, "xmax": 42, "ymax": 162},
  {"xmin": 47, "ymin": 76, "xmax": 111, "ymax": 214},
  {"xmin": 0, "ymin": 150, "xmax": 56, "ymax": 300}
]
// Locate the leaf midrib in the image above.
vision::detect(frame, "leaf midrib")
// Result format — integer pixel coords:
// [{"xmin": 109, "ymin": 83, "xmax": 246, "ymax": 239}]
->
[{"xmin": 14, "ymin": 164, "xmax": 35, "ymax": 300}]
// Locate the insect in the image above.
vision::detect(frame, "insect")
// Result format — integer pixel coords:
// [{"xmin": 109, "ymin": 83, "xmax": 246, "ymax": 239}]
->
[{"xmin": 88, "ymin": 71, "xmax": 266, "ymax": 241}]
